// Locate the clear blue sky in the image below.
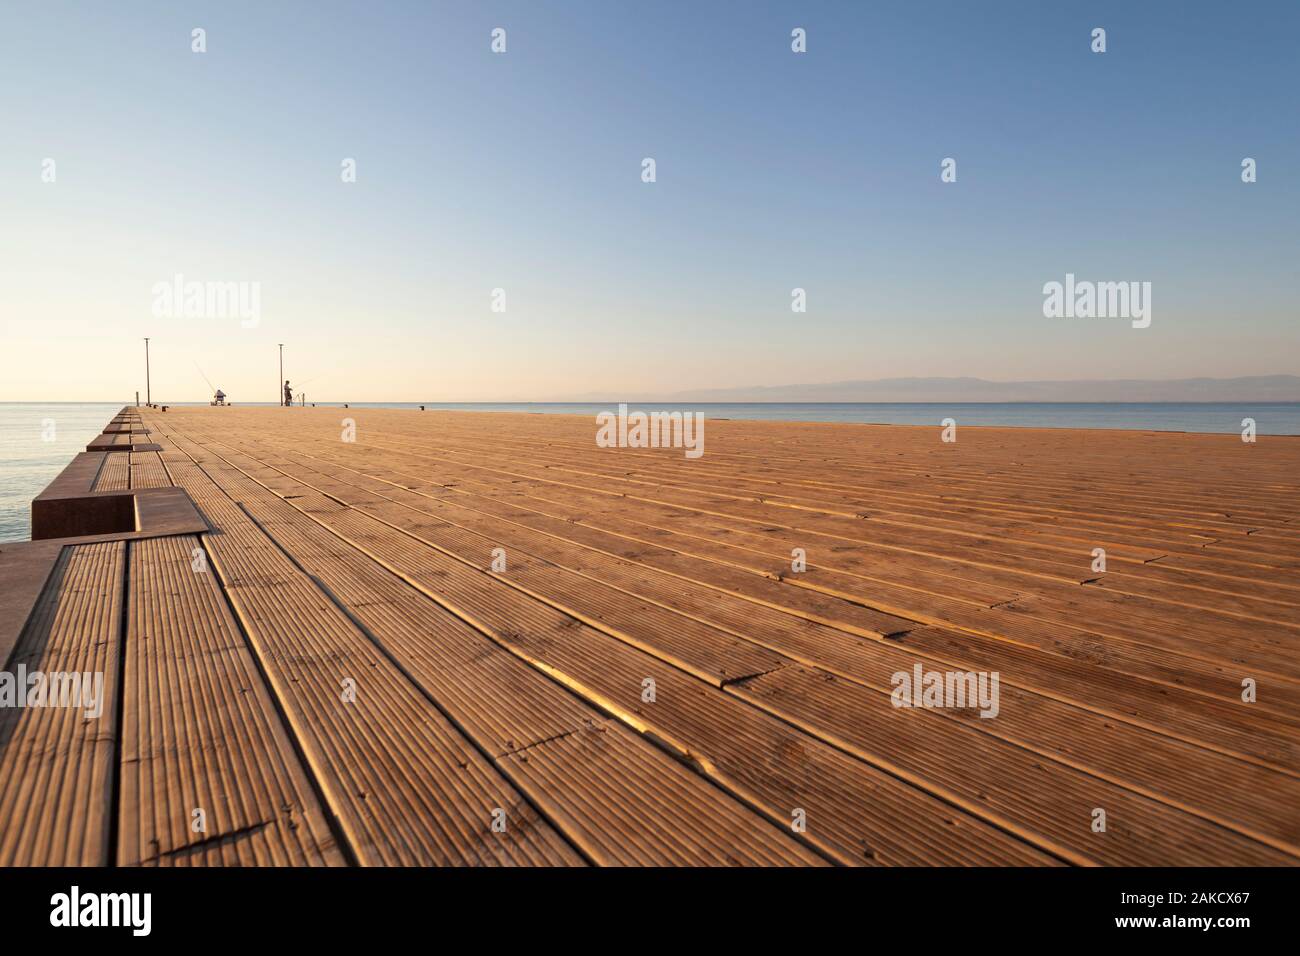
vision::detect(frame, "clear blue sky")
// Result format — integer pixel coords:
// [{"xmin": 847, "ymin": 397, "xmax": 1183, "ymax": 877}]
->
[{"xmin": 2, "ymin": 0, "xmax": 1296, "ymax": 401}]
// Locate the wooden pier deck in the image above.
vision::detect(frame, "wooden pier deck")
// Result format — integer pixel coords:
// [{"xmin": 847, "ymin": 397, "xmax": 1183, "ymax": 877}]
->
[{"xmin": 3, "ymin": 405, "xmax": 1299, "ymax": 866}]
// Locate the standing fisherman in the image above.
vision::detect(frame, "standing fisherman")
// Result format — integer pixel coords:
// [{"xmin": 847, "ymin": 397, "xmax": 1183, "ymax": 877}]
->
[{"xmin": 284, "ymin": 380, "xmax": 293, "ymax": 407}]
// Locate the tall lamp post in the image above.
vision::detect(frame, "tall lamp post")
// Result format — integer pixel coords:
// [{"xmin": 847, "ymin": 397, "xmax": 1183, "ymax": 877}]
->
[
  {"xmin": 278, "ymin": 343, "xmax": 284, "ymax": 406},
  {"xmin": 144, "ymin": 337, "xmax": 151, "ymax": 405}
]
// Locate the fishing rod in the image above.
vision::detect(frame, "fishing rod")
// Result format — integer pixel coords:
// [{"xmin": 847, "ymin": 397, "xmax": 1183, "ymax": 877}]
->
[
  {"xmin": 294, "ymin": 374, "xmax": 324, "ymax": 405},
  {"xmin": 194, "ymin": 361, "xmax": 216, "ymax": 393}
]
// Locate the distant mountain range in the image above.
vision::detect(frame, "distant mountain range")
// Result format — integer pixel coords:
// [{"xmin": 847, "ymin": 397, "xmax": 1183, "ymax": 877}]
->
[{"xmin": 562, "ymin": 375, "xmax": 1300, "ymax": 403}]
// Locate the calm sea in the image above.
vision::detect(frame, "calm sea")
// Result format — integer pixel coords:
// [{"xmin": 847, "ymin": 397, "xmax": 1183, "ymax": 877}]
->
[
  {"xmin": 1, "ymin": 403, "xmax": 122, "ymax": 543},
  {"xmin": 3, "ymin": 401, "xmax": 1297, "ymax": 542}
]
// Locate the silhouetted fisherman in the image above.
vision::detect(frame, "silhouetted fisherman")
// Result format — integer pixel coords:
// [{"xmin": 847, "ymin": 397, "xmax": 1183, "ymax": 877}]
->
[{"xmin": 284, "ymin": 380, "xmax": 293, "ymax": 407}]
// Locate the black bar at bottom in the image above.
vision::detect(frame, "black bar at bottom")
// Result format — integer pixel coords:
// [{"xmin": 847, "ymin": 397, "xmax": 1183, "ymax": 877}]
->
[{"xmin": 0, "ymin": 866, "xmax": 1287, "ymax": 942}]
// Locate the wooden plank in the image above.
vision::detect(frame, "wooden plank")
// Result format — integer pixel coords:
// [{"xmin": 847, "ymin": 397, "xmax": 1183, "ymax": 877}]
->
[
  {"xmin": 120, "ymin": 534, "xmax": 344, "ymax": 866},
  {"xmin": 0, "ymin": 543, "xmax": 123, "ymax": 865},
  {"xmin": 93, "ymin": 453, "xmax": 130, "ymax": 492},
  {"xmin": 0, "ymin": 540, "xmax": 64, "ymax": 669},
  {"xmin": 129, "ymin": 450, "xmax": 173, "ymax": 489}
]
